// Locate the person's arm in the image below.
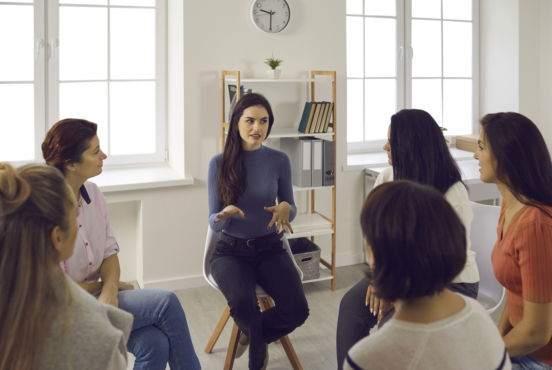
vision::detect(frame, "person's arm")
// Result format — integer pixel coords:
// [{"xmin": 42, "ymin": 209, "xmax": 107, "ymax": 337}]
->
[
  {"xmin": 98, "ymin": 254, "xmax": 120, "ymax": 307},
  {"xmin": 498, "ymin": 303, "xmax": 513, "ymax": 337},
  {"xmin": 276, "ymin": 153, "xmax": 297, "ymax": 223},
  {"xmin": 503, "ymin": 299, "xmax": 552, "ymax": 356},
  {"xmin": 207, "ymin": 155, "xmax": 232, "ymax": 232}
]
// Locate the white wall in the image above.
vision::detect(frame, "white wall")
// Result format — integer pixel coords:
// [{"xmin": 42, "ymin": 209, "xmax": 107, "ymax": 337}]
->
[{"xmin": 103, "ymin": 0, "xmax": 360, "ymax": 290}]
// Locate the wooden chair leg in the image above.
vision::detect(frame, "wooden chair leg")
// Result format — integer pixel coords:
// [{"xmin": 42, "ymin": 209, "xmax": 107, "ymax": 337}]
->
[
  {"xmin": 280, "ymin": 335, "xmax": 303, "ymax": 370},
  {"xmin": 258, "ymin": 297, "xmax": 280, "ymax": 344},
  {"xmin": 204, "ymin": 305, "xmax": 231, "ymax": 353},
  {"xmin": 224, "ymin": 322, "xmax": 241, "ymax": 370}
]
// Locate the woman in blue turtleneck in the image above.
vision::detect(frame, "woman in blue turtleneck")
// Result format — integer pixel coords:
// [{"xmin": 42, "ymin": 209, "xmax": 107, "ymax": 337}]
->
[{"xmin": 207, "ymin": 93, "xmax": 309, "ymax": 370}]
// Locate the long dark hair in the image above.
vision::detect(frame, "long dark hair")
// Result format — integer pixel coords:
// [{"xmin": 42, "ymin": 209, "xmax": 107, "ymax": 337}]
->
[
  {"xmin": 481, "ymin": 112, "xmax": 552, "ymax": 213},
  {"xmin": 42, "ymin": 119, "xmax": 98, "ymax": 174},
  {"xmin": 390, "ymin": 109, "xmax": 463, "ymax": 194},
  {"xmin": 361, "ymin": 181, "xmax": 466, "ymax": 301},
  {"xmin": 217, "ymin": 93, "xmax": 274, "ymax": 207}
]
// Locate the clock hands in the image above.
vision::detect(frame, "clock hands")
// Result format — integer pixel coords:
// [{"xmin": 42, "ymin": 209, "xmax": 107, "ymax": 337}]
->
[{"xmin": 258, "ymin": 9, "xmax": 277, "ymax": 31}]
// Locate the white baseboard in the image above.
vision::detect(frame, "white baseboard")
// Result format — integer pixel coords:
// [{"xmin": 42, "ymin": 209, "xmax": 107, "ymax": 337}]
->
[{"xmin": 143, "ymin": 253, "xmax": 367, "ymax": 292}]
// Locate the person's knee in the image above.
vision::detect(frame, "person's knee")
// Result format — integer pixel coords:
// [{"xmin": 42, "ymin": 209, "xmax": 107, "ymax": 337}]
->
[
  {"xmin": 128, "ymin": 327, "xmax": 169, "ymax": 363},
  {"xmin": 228, "ymin": 294, "xmax": 259, "ymax": 321},
  {"xmin": 280, "ymin": 298, "xmax": 309, "ymax": 327}
]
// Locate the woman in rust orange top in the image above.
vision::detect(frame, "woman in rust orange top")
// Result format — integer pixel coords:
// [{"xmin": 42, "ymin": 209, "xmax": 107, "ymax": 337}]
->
[{"xmin": 474, "ymin": 112, "xmax": 552, "ymax": 369}]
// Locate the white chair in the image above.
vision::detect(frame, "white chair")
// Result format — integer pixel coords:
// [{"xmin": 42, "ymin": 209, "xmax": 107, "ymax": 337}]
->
[
  {"xmin": 470, "ymin": 202, "xmax": 505, "ymax": 314},
  {"xmin": 203, "ymin": 227, "xmax": 304, "ymax": 370}
]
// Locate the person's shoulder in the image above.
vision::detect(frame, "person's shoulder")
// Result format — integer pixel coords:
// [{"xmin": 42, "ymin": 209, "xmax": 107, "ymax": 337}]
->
[
  {"xmin": 518, "ymin": 204, "xmax": 552, "ymax": 228},
  {"xmin": 265, "ymin": 146, "xmax": 291, "ymax": 164},
  {"xmin": 209, "ymin": 152, "xmax": 224, "ymax": 167}
]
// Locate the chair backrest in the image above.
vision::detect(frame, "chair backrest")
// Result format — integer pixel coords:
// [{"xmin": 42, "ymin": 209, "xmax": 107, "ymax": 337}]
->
[
  {"xmin": 469, "ymin": 202, "xmax": 503, "ymax": 304},
  {"xmin": 203, "ymin": 227, "xmax": 304, "ymax": 292}
]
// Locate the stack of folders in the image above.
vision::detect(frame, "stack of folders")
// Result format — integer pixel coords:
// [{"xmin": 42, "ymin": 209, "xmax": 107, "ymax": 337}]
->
[
  {"xmin": 281, "ymin": 138, "xmax": 335, "ymax": 188},
  {"xmin": 297, "ymin": 102, "xmax": 334, "ymax": 134}
]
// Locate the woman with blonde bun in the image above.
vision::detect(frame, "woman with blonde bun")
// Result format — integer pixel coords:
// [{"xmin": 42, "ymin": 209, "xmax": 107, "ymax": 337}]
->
[{"xmin": 0, "ymin": 163, "xmax": 133, "ymax": 370}]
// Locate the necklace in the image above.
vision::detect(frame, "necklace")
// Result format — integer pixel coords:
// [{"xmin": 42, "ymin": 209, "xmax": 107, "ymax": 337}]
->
[{"xmin": 506, "ymin": 198, "xmax": 521, "ymax": 216}]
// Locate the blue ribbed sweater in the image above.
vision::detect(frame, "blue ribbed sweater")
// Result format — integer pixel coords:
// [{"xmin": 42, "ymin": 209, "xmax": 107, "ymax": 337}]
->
[{"xmin": 208, "ymin": 145, "xmax": 297, "ymax": 239}]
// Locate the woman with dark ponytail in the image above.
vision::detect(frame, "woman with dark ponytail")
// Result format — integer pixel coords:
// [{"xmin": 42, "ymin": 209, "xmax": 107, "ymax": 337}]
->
[
  {"xmin": 207, "ymin": 93, "xmax": 309, "ymax": 370},
  {"xmin": 475, "ymin": 112, "xmax": 552, "ymax": 369}
]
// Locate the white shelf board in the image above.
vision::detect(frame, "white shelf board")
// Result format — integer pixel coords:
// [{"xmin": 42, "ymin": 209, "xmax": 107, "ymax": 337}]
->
[
  {"xmin": 285, "ymin": 213, "xmax": 333, "ymax": 239},
  {"xmin": 302, "ymin": 268, "xmax": 333, "ymax": 284},
  {"xmin": 292, "ymin": 185, "xmax": 334, "ymax": 192},
  {"xmin": 268, "ymin": 127, "xmax": 334, "ymax": 139},
  {"xmin": 225, "ymin": 78, "xmax": 334, "ymax": 83},
  {"xmin": 287, "ymin": 228, "xmax": 334, "ymax": 239}
]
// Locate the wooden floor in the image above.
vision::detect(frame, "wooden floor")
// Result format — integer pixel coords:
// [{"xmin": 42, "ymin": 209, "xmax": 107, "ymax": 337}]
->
[{"xmin": 129, "ymin": 263, "xmax": 506, "ymax": 370}]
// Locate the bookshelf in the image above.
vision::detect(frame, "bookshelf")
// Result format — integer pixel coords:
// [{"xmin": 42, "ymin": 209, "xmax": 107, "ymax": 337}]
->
[{"xmin": 221, "ymin": 70, "xmax": 338, "ymax": 290}]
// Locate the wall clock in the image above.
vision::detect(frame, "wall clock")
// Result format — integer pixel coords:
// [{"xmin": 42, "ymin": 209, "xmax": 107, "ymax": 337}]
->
[{"xmin": 250, "ymin": 0, "xmax": 291, "ymax": 34}]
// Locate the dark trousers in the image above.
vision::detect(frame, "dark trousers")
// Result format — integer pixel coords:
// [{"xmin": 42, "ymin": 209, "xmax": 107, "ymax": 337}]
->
[
  {"xmin": 210, "ymin": 232, "xmax": 309, "ymax": 370},
  {"xmin": 336, "ymin": 276, "xmax": 479, "ymax": 370}
]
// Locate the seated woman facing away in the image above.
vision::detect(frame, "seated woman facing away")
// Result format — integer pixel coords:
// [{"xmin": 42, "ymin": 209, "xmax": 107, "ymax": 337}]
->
[
  {"xmin": 475, "ymin": 112, "xmax": 552, "ymax": 370},
  {"xmin": 42, "ymin": 119, "xmax": 201, "ymax": 370},
  {"xmin": 337, "ymin": 109, "xmax": 480, "ymax": 369},
  {"xmin": 0, "ymin": 163, "xmax": 133, "ymax": 370},
  {"xmin": 344, "ymin": 181, "xmax": 511, "ymax": 370}
]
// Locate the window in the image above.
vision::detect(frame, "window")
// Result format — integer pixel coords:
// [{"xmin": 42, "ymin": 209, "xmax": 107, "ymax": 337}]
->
[
  {"xmin": 0, "ymin": 0, "xmax": 166, "ymax": 166},
  {"xmin": 346, "ymin": 0, "xmax": 478, "ymax": 153}
]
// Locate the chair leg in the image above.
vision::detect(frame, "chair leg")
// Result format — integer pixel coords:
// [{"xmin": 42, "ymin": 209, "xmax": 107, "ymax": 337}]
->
[
  {"xmin": 280, "ymin": 335, "xmax": 303, "ymax": 370},
  {"xmin": 204, "ymin": 305, "xmax": 231, "ymax": 353},
  {"xmin": 224, "ymin": 322, "xmax": 241, "ymax": 370}
]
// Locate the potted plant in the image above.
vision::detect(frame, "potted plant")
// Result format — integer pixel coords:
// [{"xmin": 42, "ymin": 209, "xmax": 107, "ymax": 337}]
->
[
  {"xmin": 441, "ymin": 127, "xmax": 450, "ymax": 144},
  {"xmin": 265, "ymin": 53, "xmax": 283, "ymax": 79}
]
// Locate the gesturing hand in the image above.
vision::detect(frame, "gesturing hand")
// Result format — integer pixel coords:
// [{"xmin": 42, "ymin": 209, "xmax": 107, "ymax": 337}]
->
[
  {"xmin": 214, "ymin": 205, "xmax": 246, "ymax": 224},
  {"xmin": 98, "ymin": 287, "xmax": 119, "ymax": 308},
  {"xmin": 264, "ymin": 201, "xmax": 293, "ymax": 234},
  {"xmin": 366, "ymin": 283, "xmax": 394, "ymax": 324}
]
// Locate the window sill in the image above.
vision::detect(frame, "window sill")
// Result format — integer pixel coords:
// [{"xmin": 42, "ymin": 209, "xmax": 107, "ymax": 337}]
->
[
  {"xmin": 343, "ymin": 147, "xmax": 475, "ymax": 172},
  {"xmin": 94, "ymin": 165, "xmax": 194, "ymax": 193}
]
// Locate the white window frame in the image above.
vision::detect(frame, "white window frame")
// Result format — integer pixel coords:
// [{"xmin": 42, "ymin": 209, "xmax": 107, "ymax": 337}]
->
[
  {"xmin": 2, "ymin": 0, "xmax": 167, "ymax": 167},
  {"xmin": 346, "ymin": 0, "xmax": 479, "ymax": 155}
]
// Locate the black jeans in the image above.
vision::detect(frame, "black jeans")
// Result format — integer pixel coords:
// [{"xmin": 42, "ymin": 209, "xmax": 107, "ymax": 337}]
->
[
  {"xmin": 336, "ymin": 276, "xmax": 479, "ymax": 370},
  {"xmin": 210, "ymin": 232, "xmax": 309, "ymax": 370}
]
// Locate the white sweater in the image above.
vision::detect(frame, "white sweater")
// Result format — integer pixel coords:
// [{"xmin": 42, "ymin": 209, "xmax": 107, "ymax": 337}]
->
[
  {"xmin": 344, "ymin": 296, "xmax": 511, "ymax": 370},
  {"xmin": 374, "ymin": 167, "xmax": 479, "ymax": 283}
]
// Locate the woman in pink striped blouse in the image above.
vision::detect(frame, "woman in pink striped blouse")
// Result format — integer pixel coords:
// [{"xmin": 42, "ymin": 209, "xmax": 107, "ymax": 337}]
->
[{"xmin": 42, "ymin": 119, "xmax": 201, "ymax": 370}]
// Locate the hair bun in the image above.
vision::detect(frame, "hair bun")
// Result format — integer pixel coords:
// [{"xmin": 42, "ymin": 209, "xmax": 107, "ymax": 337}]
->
[{"xmin": 0, "ymin": 163, "xmax": 31, "ymax": 217}]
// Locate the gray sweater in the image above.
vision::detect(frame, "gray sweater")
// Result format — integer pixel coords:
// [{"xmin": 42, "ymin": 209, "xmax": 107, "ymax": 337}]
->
[{"xmin": 39, "ymin": 277, "xmax": 133, "ymax": 370}]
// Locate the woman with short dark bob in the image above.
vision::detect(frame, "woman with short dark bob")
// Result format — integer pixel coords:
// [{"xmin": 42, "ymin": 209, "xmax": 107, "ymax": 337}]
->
[
  {"xmin": 0, "ymin": 163, "xmax": 133, "ymax": 370},
  {"xmin": 344, "ymin": 181, "xmax": 510, "ymax": 370},
  {"xmin": 208, "ymin": 93, "xmax": 309, "ymax": 370},
  {"xmin": 42, "ymin": 119, "xmax": 201, "ymax": 370},
  {"xmin": 336, "ymin": 109, "xmax": 480, "ymax": 368},
  {"xmin": 475, "ymin": 112, "xmax": 552, "ymax": 369}
]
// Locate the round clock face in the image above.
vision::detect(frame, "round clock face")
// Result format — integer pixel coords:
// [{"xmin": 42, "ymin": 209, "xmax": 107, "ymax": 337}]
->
[{"xmin": 250, "ymin": 0, "xmax": 290, "ymax": 34}]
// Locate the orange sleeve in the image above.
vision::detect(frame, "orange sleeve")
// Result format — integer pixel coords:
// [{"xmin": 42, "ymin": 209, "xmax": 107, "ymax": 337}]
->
[{"xmin": 518, "ymin": 222, "xmax": 552, "ymax": 303}]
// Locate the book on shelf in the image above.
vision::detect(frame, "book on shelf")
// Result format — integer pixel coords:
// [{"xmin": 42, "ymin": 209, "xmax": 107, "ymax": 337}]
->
[{"xmin": 297, "ymin": 101, "xmax": 334, "ymax": 134}]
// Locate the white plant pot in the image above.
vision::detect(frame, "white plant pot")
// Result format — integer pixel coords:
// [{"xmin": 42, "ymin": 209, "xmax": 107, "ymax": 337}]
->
[{"xmin": 266, "ymin": 69, "xmax": 282, "ymax": 79}]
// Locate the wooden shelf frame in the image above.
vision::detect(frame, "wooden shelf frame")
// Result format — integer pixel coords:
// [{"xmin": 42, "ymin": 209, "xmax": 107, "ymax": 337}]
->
[{"xmin": 220, "ymin": 70, "xmax": 338, "ymax": 291}]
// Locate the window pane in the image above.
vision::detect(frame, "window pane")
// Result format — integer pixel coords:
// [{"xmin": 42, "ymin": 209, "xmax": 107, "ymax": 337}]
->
[
  {"xmin": 412, "ymin": 79, "xmax": 442, "ymax": 126},
  {"xmin": 0, "ymin": 5, "xmax": 33, "ymax": 81},
  {"xmin": 444, "ymin": 79, "xmax": 472, "ymax": 135},
  {"xmin": 346, "ymin": 0, "xmax": 362, "ymax": 15},
  {"xmin": 412, "ymin": 20, "xmax": 441, "ymax": 78},
  {"xmin": 60, "ymin": 0, "xmax": 107, "ymax": 4},
  {"xmin": 365, "ymin": 0, "xmax": 395, "ymax": 16},
  {"xmin": 111, "ymin": 0, "xmax": 155, "ymax": 6},
  {"xmin": 443, "ymin": 21, "xmax": 472, "ymax": 77},
  {"xmin": 110, "ymin": 82, "xmax": 155, "ymax": 155},
  {"xmin": 60, "ymin": 7, "xmax": 108, "ymax": 81},
  {"xmin": 443, "ymin": 0, "xmax": 472, "ymax": 21},
  {"xmin": 365, "ymin": 18, "xmax": 396, "ymax": 77},
  {"xmin": 412, "ymin": 0, "xmax": 441, "ymax": 19},
  {"xmin": 347, "ymin": 79, "xmax": 363, "ymax": 143},
  {"xmin": 365, "ymin": 79, "xmax": 396, "ymax": 141},
  {"xmin": 0, "ymin": 84, "xmax": 34, "ymax": 162},
  {"xmin": 346, "ymin": 16, "xmax": 363, "ymax": 78},
  {"xmin": 59, "ymin": 82, "xmax": 109, "ymax": 153},
  {"xmin": 110, "ymin": 8, "xmax": 155, "ymax": 80}
]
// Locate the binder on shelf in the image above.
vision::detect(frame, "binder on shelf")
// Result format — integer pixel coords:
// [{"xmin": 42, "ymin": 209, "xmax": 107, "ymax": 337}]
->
[
  {"xmin": 298, "ymin": 102, "xmax": 314, "ymax": 134},
  {"xmin": 322, "ymin": 102, "xmax": 334, "ymax": 133},
  {"xmin": 323, "ymin": 139, "xmax": 335, "ymax": 186},
  {"xmin": 309, "ymin": 103, "xmax": 323, "ymax": 134},
  {"xmin": 311, "ymin": 139, "xmax": 323, "ymax": 187},
  {"xmin": 281, "ymin": 138, "xmax": 312, "ymax": 187}
]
